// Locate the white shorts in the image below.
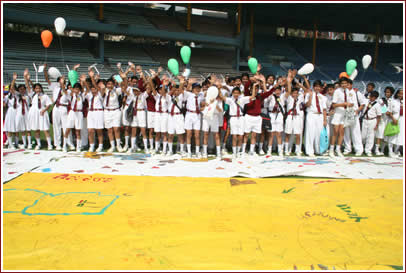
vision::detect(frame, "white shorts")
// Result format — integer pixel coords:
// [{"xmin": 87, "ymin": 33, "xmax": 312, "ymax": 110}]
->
[
  {"xmin": 167, "ymin": 114, "xmax": 185, "ymax": 135},
  {"xmin": 216, "ymin": 113, "xmax": 224, "ymax": 129},
  {"xmin": 122, "ymin": 105, "xmax": 132, "ymax": 126},
  {"xmin": 66, "ymin": 111, "xmax": 83, "ymax": 129},
  {"xmin": 285, "ymin": 115, "xmax": 302, "ymax": 135},
  {"xmin": 268, "ymin": 112, "xmax": 284, "ymax": 132},
  {"xmin": 331, "ymin": 111, "xmax": 345, "ymax": 126},
  {"xmin": 202, "ymin": 116, "xmax": 219, "ymax": 133},
  {"xmin": 244, "ymin": 114, "xmax": 262, "ymax": 134},
  {"xmin": 185, "ymin": 112, "xmax": 201, "ymax": 131},
  {"xmin": 87, "ymin": 110, "xmax": 104, "ymax": 129},
  {"xmin": 147, "ymin": 111, "xmax": 155, "ymax": 129},
  {"xmin": 154, "ymin": 112, "xmax": 168, "ymax": 133},
  {"xmin": 131, "ymin": 110, "xmax": 147, "ymax": 128},
  {"xmin": 104, "ymin": 109, "xmax": 121, "ymax": 129},
  {"xmin": 230, "ymin": 116, "xmax": 245, "ymax": 136}
]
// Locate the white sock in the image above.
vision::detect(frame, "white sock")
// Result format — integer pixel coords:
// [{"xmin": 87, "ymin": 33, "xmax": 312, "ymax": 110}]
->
[
  {"xmin": 176, "ymin": 142, "xmax": 180, "ymax": 151},
  {"xmin": 284, "ymin": 142, "xmax": 289, "ymax": 152},
  {"xmin": 233, "ymin": 146, "xmax": 237, "ymax": 155},
  {"xmin": 268, "ymin": 146, "xmax": 272, "ymax": 153},
  {"xmin": 203, "ymin": 145, "xmax": 208, "ymax": 154},
  {"xmin": 155, "ymin": 141, "xmax": 160, "ymax": 151},
  {"xmin": 180, "ymin": 143, "xmax": 184, "ymax": 153},
  {"xmin": 388, "ymin": 143, "xmax": 393, "ymax": 154},
  {"xmin": 28, "ymin": 135, "xmax": 31, "ymax": 145},
  {"xmin": 242, "ymin": 143, "xmax": 246, "ymax": 153},
  {"xmin": 195, "ymin": 145, "xmax": 200, "ymax": 154},
  {"xmin": 110, "ymin": 140, "xmax": 115, "ymax": 149},
  {"xmin": 278, "ymin": 144, "xmax": 283, "ymax": 154},
  {"xmin": 222, "ymin": 142, "xmax": 226, "ymax": 149},
  {"xmin": 394, "ymin": 145, "xmax": 400, "ymax": 154},
  {"xmin": 259, "ymin": 142, "xmax": 263, "ymax": 151},
  {"xmin": 98, "ymin": 143, "xmax": 103, "ymax": 149},
  {"xmin": 47, "ymin": 137, "xmax": 52, "ymax": 147},
  {"xmin": 143, "ymin": 139, "xmax": 148, "ymax": 151},
  {"xmin": 22, "ymin": 135, "xmax": 27, "ymax": 146},
  {"xmin": 149, "ymin": 138, "xmax": 154, "ymax": 149},
  {"xmin": 335, "ymin": 145, "xmax": 341, "ymax": 152},
  {"xmin": 168, "ymin": 142, "xmax": 173, "ymax": 153},
  {"xmin": 63, "ymin": 137, "xmax": 68, "ymax": 147},
  {"xmin": 131, "ymin": 137, "xmax": 137, "ymax": 149},
  {"xmin": 77, "ymin": 139, "xmax": 81, "ymax": 149},
  {"xmin": 187, "ymin": 144, "xmax": 191, "ymax": 154},
  {"xmin": 116, "ymin": 139, "xmax": 121, "ymax": 147},
  {"xmin": 330, "ymin": 145, "xmax": 334, "ymax": 151},
  {"xmin": 90, "ymin": 143, "xmax": 95, "ymax": 150},
  {"xmin": 36, "ymin": 138, "xmax": 41, "ymax": 147},
  {"xmin": 375, "ymin": 144, "xmax": 380, "ymax": 152},
  {"xmin": 14, "ymin": 136, "xmax": 19, "ymax": 145},
  {"xmin": 250, "ymin": 144, "xmax": 255, "ymax": 152},
  {"xmin": 125, "ymin": 136, "xmax": 130, "ymax": 147},
  {"xmin": 294, "ymin": 144, "xmax": 299, "ymax": 153},
  {"xmin": 162, "ymin": 141, "xmax": 168, "ymax": 154},
  {"xmin": 216, "ymin": 146, "xmax": 221, "ymax": 156}
]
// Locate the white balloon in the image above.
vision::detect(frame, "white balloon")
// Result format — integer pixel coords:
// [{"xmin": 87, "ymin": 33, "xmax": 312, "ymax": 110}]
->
[
  {"xmin": 206, "ymin": 86, "xmax": 219, "ymax": 101},
  {"xmin": 350, "ymin": 68, "xmax": 358, "ymax": 80},
  {"xmin": 182, "ymin": 68, "xmax": 191, "ymax": 79},
  {"xmin": 54, "ymin": 17, "xmax": 66, "ymax": 35},
  {"xmin": 298, "ymin": 63, "xmax": 314, "ymax": 75},
  {"xmin": 48, "ymin": 67, "xmax": 62, "ymax": 79},
  {"xmin": 362, "ymin": 55, "xmax": 372, "ymax": 70},
  {"xmin": 204, "ymin": 86, "xmax": 219, "ymax": 120}
]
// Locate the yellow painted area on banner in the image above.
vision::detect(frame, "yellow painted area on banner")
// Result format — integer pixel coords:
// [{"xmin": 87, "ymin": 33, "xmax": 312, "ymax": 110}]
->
[{"xmin": 3, "ymin": 173, "xmax": 403, "ymax": 270}]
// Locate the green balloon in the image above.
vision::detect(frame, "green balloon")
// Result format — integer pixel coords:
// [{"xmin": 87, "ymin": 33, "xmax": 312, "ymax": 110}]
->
[
  {"xmin": 68, "ymin": 70, "xmax": 78, "ymax": 87},
  {"xmin": 248, "ymin": 57, "xmax": 258, "ymax": 74},
  {"xmin": 180, "ymin": 46, "xmax": 191, "ymax": 64},
  {"xmin": 167, "ymin": 58, "xmax": 179, "ymax": 76},
  {"xmin": 346, "ymin": 59, "xmax": 357, "ymax": 76}
]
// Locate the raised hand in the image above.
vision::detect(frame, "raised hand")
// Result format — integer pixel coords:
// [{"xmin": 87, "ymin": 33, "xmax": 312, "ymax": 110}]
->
[
  {"xmin": 80, "ymin": 74, "xmax": 87, "ymax": 83},
  {"xmin": 157, "ymin": 66, "xmax": 163, "ymax": 74},
  {"xmin": 117, "ymin": 62, "xmax": 122, "ymax": 70},
  {"xmin": 136, "ymin": 65, "xmax": 142, "ymax": 74},
  {"xmin": 73, "ymin": 64, "xmax": 80, "ymax": 71},
  {"xmin": 13, "ymin": 72, "xmax": 17, "ymax": 80},
  {"xmin": 23, "ymin": 68, "xmax": 29, "ymax": 78},
  {"xmin": 88, "ymin": 69, "xmax": 95, "ymax": 78},
  {"xmin": 59, "ymin": 76, "xmax": 65, "ymax": 85}
]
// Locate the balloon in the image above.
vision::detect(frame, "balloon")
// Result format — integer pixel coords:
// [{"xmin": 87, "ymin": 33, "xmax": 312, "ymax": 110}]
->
[
  {"xmin": 298, "ymin": 63, "xmax": 314, "ymax": 75},
  {"xmin": 167, "ymin": 59, "xmax": 179, "ymax": 76},
  {"xmin": 68, "ymin": 70, "xmax": 79, "ymax": 86},
  {"xmin": 54, "ymin": 17, "xmax": 66, "ymax": 35},
  {"xmin": 350, "ymin": 69, "xmax": 358, "ymax": 80},
  {"xmin": 339, "ymin": 72, "xmax": 350, "ymax": 79},
  {"xmin": 41, "ymin": 30, "xmax": 53, "ymax": 48},
  {"xmin": 248, "ymin": 57, "xmax": 258, "ymax": 74},
  {"xmin": 180, "ymin": 46, "xmax": 191, "ymax": 64},
  {"xmin": 346, "ymin": 59, "xmax": 357, "ymax": 76},
  {"xmin": 362, "ymin": 55, "xmax": 372, "ymax": 70},
  {"xmin": 182, "ymin": 68, "xmax": 191, "ymax": 78},
  {"xmin": 48, "ymin": 67, "xmax": 61, "ymax": 79}
]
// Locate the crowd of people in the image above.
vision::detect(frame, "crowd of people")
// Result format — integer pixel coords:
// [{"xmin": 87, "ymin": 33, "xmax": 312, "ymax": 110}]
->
[{"xmin": 3, "ymin": 63, "xmax": 404, "ymax": 160}]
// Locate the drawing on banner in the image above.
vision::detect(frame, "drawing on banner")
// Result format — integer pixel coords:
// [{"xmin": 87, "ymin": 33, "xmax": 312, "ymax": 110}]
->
[
  {"xmin": 282, "ymin": 187, "xmax": 295, "ymax": 194},
  {"xmin": 336, "ymin": 204, "xmax": 368, "ymax": 222},
  {"xmin": 262, "ymin": 157, "xmax": 333, "ymax": 165},
  {"xmin": 229, "ymin": 178, "xmax": 256, "ymax": 186},
  {"xmin": 52, "ymin": 174, "xmax": 113, "ymax": 183},
  {"xmin": 302, "ymin": 211, "xmax": 346, "ymax": 222},
  {"xmin": 3, "ymin": 188, "xmax": 119, "ymax": 216}
]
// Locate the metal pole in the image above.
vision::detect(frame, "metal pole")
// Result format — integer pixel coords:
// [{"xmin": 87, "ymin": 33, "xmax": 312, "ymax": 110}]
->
[
  {"xmin": 237, "ymin": 4, "xmax": 241, "ymax": 35},
  {"xmin": 187, "ymin": 4, "xmax": 192, "ymax": 31},
  {"xmin": 312, "ymin": 22, "xmax": 317, "ymax": 66}
]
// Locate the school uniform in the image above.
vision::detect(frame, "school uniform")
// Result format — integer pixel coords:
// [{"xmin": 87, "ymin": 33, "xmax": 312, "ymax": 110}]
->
[
  {"xmin": 146, "ymin": 93, "xmax": 156, "ymax": 129},
  {"xmin": 331, "ymin": 87, "xmax": 349, "ymax": 126},
  {"xmin": 225, "ymin": 96, "xmax": 251, "ymax": 136},
  {"xmin": 66, "ymin": 93, "xmax": 84, "ymax": 130},
  {"xmin": 284, "ymin": 96, "xmax": 303, "ymax": 135},
  {"xmin": 361, "ymin": 100, "xmax": 382, "ymax": 154},
  {"xmin": 343, "ymin": 89, "xmax": 364, "ymax": 155},
  {"xmin": 86, "ymin": 92, "xmax": 104, "ymax": 129},
  {"xmin": 130, "ymin": 92, "xmax": 148, "ymax": 128},
  {"xmin": 15, "ymin": 92, "xmax": 31, "ymax": 132},
  {"xmin": 376, "ymin": 97, "xmax": 392, "ymax": 139},
  {"xmin": 325, "ymin": 94, "xmax": 334, "ymax": 140},
  {"xmin": 154, "ymin": 93, "xmax": 171, "ymax": 133},
  {"xmin": 184, "ymin": 91, "xmax": 204, "ymax": 131},
  {"xmin": 167, "ymin": 94, "xmax": 185, "ymax": 135},
  {"xmin": 121, "ymin": 87, "xmax": 136, "ymax": 127},
  {"xmin": 244, "ymin": 90, "xmax": 274, "ymax": 134},
  {"xmin": 4, "ymin": 94, "xmax": 18, "ymax": 133},
  {"xmin": 28, "ymin": 93, "xmax": 52, "ymax": 131},
  {"xmin": 103, "ymin": 88, "xmax": 122, "ymax": 129},
  {"xmin": 202, "ymin": 99, "xmax": 222, "ymax": 133},
  {"xmin": 50, "ymin": 83, "xmax": 68, "ymax": 147},
  {"xmin": 304, "ymin": 92, "xmax": 327, "ymax": 156},
  {"xmin": 387, "ymin": 99, "xmax": 403, "ymax": 146},
  {"xmin": 267, "ymin": 94, "xmax": 285, "ymax": 133}
]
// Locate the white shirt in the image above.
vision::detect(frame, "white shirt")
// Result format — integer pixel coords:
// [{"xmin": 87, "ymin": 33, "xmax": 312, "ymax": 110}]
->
[
  {"xmin": 388, "ymin": 99, "xmax": 402, "ymax": 120},
  {"xmin": 50, "ymin": 82, "xmax": 62, "ymax": 102},
  {"xmin": 285, "ymin": 96, "xmax": 303, "ymax": 116},
  {"xmin": 267, "ymin": 95, "xmax": 286, "ymax": 113},
  {"xmin": 332, "ymin": 87, "xmax": 350, "ymax": 113},
  {"xmin": 131, "ymin": 92, "xmax": 148, "ymax": 110},
  {"xmin": 225, "ymin": 96, "xmax": 251, "ymax": 116},
  {"xmin": 325, "ymin": 94, "xmax": 334, "ymax": 114},
  {"xmin": 168, "ymin": 93, "xmax": 184, "ymax": 115},
  {"xmin": 16, "ymin": 93, "xmax": 31, "ymax": 115},
  {"xmin": 363, "ymin": 100, "xmax": 382, "ymax": 119},
  {"xmin": 154, "ymin": 94, "xmax": 171, "ymax": 113},
  {"xmin": 86, "ymin": 92, "xmax": 104, "ymax": 110},
  {"xmin": 184, "ymin": 91, "xmax": 204, "ymax": 113},
  {"xmin": 103, "ymin": 88, "xmax": 122, "ymax": 109},
  {"xmin": 31, "ymin": 93, "xmax": 52, "ymax": 110},
  {"xmin": 305, "ymin": 92, "xmax": 327, "ymax": 114},
  {"xmin": 70, "ymin": 93, "xmax": 84, "ymax": 111}
]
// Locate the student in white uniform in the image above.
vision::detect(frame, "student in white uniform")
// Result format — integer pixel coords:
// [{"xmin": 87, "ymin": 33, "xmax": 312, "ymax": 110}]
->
[
  {"xmin": 267, "ymin": 86, "xmax": 285, "ymax": 157},
  {"xmin": 284, "ymin": 71, "xmax": 304, "ymax": 156},
  {"xmin": 85, "ymin": 70, "xmax": 104, "ymax": 152},
  {"xmin": 386, "ymin": 89, "xmax": 403, "ymax": 157},
  {"xmin": 375, "ymin": 86, "xmax": 394, "ymax": 155},
  {"xmin": 304, "ymin": 80, "xmax": 327, "ymax": 157},
  {"xmin": 343, "ymin": 80, "xmax": 365, "ymax": 156},
  {"xmin": 27, "ymin": 82, "xmax": 53, "ymax": 150},
  {"xmin": 221, "ymin": 87, "xmax": 255, "ymax": 159},
  {"xmin": 167, "ymin": 83, "xmax": 186, "ymax": 156},
  {"xmin": 152, "ymin": 84, "xmax": 171, "ymax": 155},
  {"xmin": 324, "ymin": 84, "xmax": 335, "ymax": 145},
  {"xmin": 201, "ymin": 90, "xmax": 223, "ymax": 159},
  {"xmin": 182, "ymin": 81, "xmax": 204, "ymax": 158},
  {"xmin": 5, "ymin": 74, "xmax": 19, "ymax": 149},
  {"xmin": 361, "ymin": 91, "xmax": 382, "ymax": 156},
  {"xmin": 121, "ymin": 84, "xmax": 136, "ymax": 152},
  {"xmin": 15, "ymin": 73, "xmax": 33, "ymax": 149},
  {"xmin": 63, "ymin": 82, "xmax": 84, "ymax": 152},
  {"xmin": 329, "ymin": 77, "xmax": 352, "ymax": 157},
  {"xmin": 100, "ymin": 78, "xmax": 123, "ymax": 153}
]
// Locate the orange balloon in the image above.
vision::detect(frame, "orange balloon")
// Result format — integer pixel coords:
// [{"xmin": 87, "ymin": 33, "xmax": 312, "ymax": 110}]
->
[
  {"xmin": 339, "ymin": 72, "xmax": 349, "ymax": 79},
  {"xmin": 41, "ymin": 30, "xmax": 53, "ymax": 48}
]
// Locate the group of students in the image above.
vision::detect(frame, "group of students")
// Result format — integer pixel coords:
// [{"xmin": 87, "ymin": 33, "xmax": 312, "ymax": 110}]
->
[{"xmin": 3, "ymin": 63, "xmax": 404, "ymax": 159}]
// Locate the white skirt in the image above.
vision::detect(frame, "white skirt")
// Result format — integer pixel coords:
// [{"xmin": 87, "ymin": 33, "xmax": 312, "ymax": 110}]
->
[
  {"xmin": 15, "ymin": 111, "xmax": 30, "ymax": 132},
  {"xmin": 376, "ymin": 116, "xmax": 389, "ymax": 139},
  {"xmin": 4, "ymin": 107, "xmax": 17, "ymax": 132},
  {"xmin": 388, "ymin": 116, "xmax": 404, "ymax": 146},
  {"xmin": 28, "ymin": 107, "xmax": 50, "ymax": 131}
]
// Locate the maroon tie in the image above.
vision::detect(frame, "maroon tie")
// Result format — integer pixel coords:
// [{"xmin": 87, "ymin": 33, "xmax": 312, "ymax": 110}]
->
[
  {"xmin": 21, "ymin": 98, "xmax": 26, "ymax": 115},
  {"xmin": 315, "ymin": 94, "xmax": 321, "ymax": 114},
  {"xmin": 56, "ymin": 89, "xmax": 62, "ymax": 106},
  {"xmin": 13, "ymin": 96, "xmax": 17, "ymax": 109},
  {"xmin": 133, "ymin": 95, "xmax": 139, "ymax": 116},
  {"xmin": 90, "ymin": 96, "xmax": 95, "ymax": 111},
  {"xmin": 106, "ymin": 90, "xmax": 111, "ymax": 107},
  {"xmin": 344, "ymin": 90, "xmax": 347, "ymax": 109},
  {"xmin": 236, "ymin": 99, "xmax": 240, "ymax": 117},
  {"xmin": 73, "ymin": 96, "xmax": 77, "ymax": 112},
  {"xmin": 170, "ymin": 97, "xmax": 176, "ymax": 116},
  {"xmin": 293, "ymin": 99, "xmax": 297, "ymax": 115},
  {"xmin": 38, "ymin": 95, "xmax": 41, "ymax": 109},
  {"xmin": 195, "ymin": 96, "xmax": 200, "ymax": 114},
  {"xmin": 400, "ymin": 103, "xmax": 403, "ymax": 116}
]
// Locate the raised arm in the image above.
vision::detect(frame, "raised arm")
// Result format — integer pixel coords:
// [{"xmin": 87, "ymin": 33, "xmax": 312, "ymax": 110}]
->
[
  {"xmin": 10, "ymin": 73, "xmax": 17, "ymax": 94},
  {"xmin": 23, "ymin": 69, "xmax": 32, "ymax": 93},
  {"xmin": 43, "ymin": 63, "xmax": 51, "ymax": 85},
  {"xmin": 285, "ymin": 69, "xmax": 293, "ymax": 99}
]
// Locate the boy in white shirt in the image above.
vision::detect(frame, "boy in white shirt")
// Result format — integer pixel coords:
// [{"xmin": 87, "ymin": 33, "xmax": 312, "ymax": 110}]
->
[
  {"xmin": 361, "ymin": 91, "xmax": 382, "ymax": 156},
  {"xmin": 167, "ymin": 82, "xmax": 186, "ymax": 156},
  {"xmin": 63, "ymin": 82, "xmax": 84, "ymax": 152},
  {"xmin": 267, "ymin": 86, "xmax": 285, "ymax": 157}
]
